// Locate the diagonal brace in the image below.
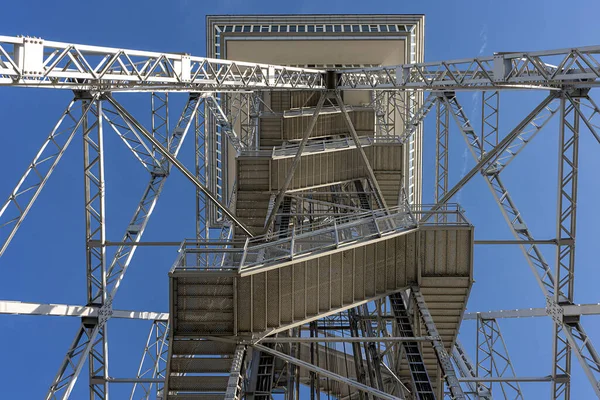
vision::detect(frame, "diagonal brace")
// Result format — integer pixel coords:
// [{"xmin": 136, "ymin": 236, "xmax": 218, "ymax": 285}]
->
[{"xmin": 105, "ymin": 95, "xmax": 254, "ymax": 237}]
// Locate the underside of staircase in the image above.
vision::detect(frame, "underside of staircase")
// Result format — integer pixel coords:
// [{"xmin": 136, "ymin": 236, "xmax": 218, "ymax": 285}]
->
[{"xmin": 164, "ymin": 90, "xmax": 473, "ymax": 399}]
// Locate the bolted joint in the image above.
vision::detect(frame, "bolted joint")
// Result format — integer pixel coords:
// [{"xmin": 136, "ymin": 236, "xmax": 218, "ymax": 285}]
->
[
  {"xmin": 545, "ymin": 296, "xmax": 564, "ymax": 324},
  {"xmin": 97, "ymin": 298, "xmax": 113, "ymax": 326}
]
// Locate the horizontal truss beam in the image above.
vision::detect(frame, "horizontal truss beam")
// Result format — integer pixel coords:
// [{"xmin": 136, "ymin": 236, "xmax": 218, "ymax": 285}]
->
[
  {"xmin": 2, "ymin": 36, "xmax": 600, "ymax": 91},
  {"xmin": 465, "ymin": 304, "xmax": 600, "ymax": 319}
]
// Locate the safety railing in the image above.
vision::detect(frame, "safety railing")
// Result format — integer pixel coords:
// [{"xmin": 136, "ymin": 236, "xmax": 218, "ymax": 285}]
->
[
  {"xmin": 171, "ymin": 203, "xmax": 470, "ymax": 273},
  {"xmin": 237, "ymin": 135, "xmax": 403, "ymax": 158}
]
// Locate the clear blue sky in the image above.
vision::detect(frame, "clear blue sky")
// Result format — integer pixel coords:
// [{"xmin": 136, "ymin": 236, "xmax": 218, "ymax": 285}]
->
[{"xmin": 1, "ymin": 0, "xmax": 600, "ymax": 398}]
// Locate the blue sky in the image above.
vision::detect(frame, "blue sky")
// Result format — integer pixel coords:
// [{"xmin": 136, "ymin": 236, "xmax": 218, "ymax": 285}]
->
[{"xmin": 1, "ymin": 0, "xmax": 600, "ymax": 398}]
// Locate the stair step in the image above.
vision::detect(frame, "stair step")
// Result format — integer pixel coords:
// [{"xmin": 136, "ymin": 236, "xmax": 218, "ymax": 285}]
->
[
  {"xmin": 177, "ymin": 296, "xmax": 234, "ymax": 310},
  {"xmin": 177, "ymin": 312, "xmax": 233, "ymax": 323},
  {"xmin": 170, "ymin": 357, "xmax": 233, "ymax": 373},
  {"xmin": 168, "ymin": 375, "xmax": 229, "ymax": 391},
  {"xmin": 175, "ymin": 322, "xmax": 234, "ymax": 335},
  {"xmin": 167, "ymin": 394, "xmax": 227, "ymax": 400},
  {"xmin": 177, "ymin": 284, "xmax": 234, "ymax": 297},
  {"xmin": 172, "ymin": 340, "xmax": 237, "ymax": 356}
]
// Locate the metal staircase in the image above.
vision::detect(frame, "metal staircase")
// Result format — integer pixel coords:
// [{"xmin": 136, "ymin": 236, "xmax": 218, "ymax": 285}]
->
[
  {"xmin": 390, "ymin": 293, "xmax": 436, "ymax": 399},
  {"xmin": 165, "ymin": 89, "xmax": 474, "ymax": 399}
]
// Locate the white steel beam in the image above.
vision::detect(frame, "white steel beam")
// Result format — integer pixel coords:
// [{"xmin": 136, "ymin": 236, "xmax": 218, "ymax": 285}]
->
[
  {"xmin": 339, "ymin": 47, "xmax": 600, "ymax": 90},
  {"xmin": 3, "ymin": 36, "xmax": 600, "ymax": 91},
  {"xmin": 0, "ymin": 35, "xmax": 325, "ymax": 91},
  {"xmin": 0, "ymin": 300, "xmax": 168, "ymax": 320}
]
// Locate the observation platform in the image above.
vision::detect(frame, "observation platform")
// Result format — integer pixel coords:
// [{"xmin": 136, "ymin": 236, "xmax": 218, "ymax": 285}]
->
[{"xmin": 165, "ymin": 205, "xmax": 473, "ymax": 399}]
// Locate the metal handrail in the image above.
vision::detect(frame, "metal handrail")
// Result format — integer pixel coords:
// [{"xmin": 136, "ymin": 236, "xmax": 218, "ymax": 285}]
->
[
  {"xmin": 171, "ymin": 204, "xmax": 470, "ymax": 273},
  {"xmin": 238, "ymin": 135, "xmax": 404, "ymax": 158}
]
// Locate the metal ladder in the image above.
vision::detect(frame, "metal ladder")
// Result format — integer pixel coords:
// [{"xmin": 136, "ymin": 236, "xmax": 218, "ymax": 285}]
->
[
  {"xmin": 253, "ymin": 348, "xmax": 276, "ymax": 399},
  {"xmin": 389, "ymin": 293, "xmax": 437, "ymax": 400}
]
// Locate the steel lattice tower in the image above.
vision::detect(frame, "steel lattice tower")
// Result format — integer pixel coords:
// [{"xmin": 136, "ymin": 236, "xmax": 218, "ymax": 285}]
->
[{"xmin": 1, "ymin": 13, "xmax": 600, "ymax": 400}]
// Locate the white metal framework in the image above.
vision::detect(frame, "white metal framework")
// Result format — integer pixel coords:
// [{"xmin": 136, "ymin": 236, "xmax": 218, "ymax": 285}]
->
[{"xmin": 1, "ymin": 12, "xmax": 600, "ymax": 400}]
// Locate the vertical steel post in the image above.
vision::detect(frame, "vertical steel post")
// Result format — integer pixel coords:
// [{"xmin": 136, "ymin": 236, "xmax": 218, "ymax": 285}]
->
[{"xmin": 82, "ymin": 95, "xmax": 109, "ymax": 399}]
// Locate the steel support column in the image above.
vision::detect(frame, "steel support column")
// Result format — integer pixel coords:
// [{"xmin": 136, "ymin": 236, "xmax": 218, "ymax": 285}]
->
[
  {"xmin": 82, "ymin": 95, "xmax": 109, "ymax": 399},
  {"xmin": 551, "ymin": 93, "xmax": 579, "ymax": 400},
  {"xmin": 195, "ymin": 98, "xmax": 209, "ymax": 240},
  {"xmin": 435, "ymin": 96, "xmax": 449, "ymax": 205},
  {"xmin": 151, "ymin": 92, "xmax": 169, "ymax": 151}
]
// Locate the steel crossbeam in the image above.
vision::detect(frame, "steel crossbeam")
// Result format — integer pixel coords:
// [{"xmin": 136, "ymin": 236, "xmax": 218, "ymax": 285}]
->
[
  {"xmin": 338, "ymin": 46, "xmax": 600, "ymax": 90},
  {"xmin": 0, "ymin": 35, "xmax": 325, "ymax": 91},
  {"xmin": 4, "ymin": 36, "xmax": 600, "ymax": 91}
]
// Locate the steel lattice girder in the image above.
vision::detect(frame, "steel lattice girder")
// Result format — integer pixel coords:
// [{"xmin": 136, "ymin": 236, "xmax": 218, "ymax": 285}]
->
[{"xmin": 2, "ymin": 35, "xmax": 600, "ymax": 91}]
